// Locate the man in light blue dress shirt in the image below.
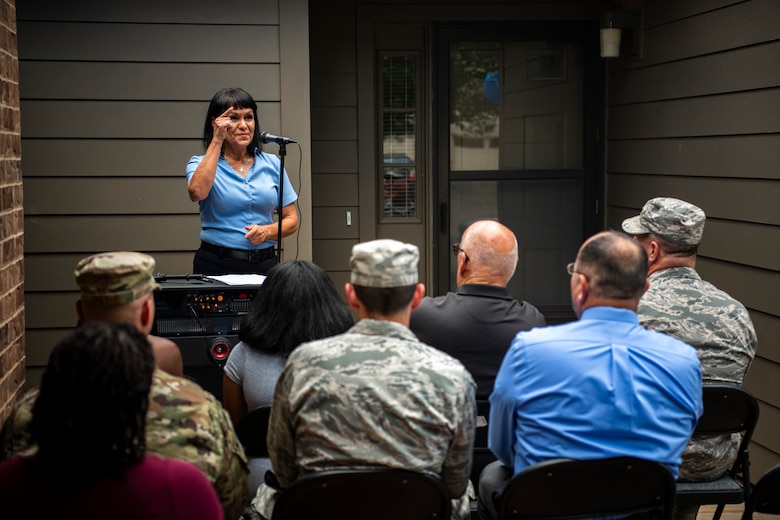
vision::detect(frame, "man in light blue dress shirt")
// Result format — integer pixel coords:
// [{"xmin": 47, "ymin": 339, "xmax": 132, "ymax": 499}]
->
[{"xmin": 478, "ymin": 231, "xmax": 703, "ymax": 520}]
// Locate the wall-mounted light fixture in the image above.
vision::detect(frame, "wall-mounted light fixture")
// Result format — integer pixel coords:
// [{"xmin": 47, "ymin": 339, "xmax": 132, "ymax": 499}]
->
[{"xmin": 600, "ymin": 9, "xmax": 641, "ymax": 58}]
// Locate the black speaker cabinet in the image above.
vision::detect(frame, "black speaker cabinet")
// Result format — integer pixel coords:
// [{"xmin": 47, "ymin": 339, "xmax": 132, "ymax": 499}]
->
[{"xmin": 151, "ymin": 275, "xmax": 261, "ymax": 402}]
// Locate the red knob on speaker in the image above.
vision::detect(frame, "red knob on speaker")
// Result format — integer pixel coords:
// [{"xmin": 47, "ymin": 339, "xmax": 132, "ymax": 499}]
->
[{"xmin": 209, "ymin": 337, "xmax": 231, "ymax": 365}]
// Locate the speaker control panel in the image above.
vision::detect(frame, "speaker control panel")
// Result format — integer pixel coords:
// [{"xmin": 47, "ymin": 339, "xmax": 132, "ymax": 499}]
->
[{"xmin": 151, "ymin": 277, "xmax": 261, "ymax": 337}]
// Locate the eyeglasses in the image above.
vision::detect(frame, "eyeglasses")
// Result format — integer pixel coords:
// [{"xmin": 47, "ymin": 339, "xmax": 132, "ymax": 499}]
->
[
  {"xmin": 566, "ymin": 262, "xmax": 588, "ymax": 280},
  {"xmin": 452, "ymin": 243, "xmax": 470, "ymax": 263}
]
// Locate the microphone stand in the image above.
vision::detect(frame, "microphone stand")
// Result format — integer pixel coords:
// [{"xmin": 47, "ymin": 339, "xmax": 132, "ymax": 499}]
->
[{"xmin": 275, "ymin": 142, "xmax": 286, "ymax": 264}]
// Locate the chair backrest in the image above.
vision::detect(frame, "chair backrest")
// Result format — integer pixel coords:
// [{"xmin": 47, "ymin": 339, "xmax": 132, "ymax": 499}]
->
[
  {"xmin": 475, "ymin": 399, "xmax": 490, "ymax": 448},
  {"xmin": 473, "ymin": 399, "xmax": 497, "ymax": 484},
  {"xmin": 695, "ymin": 384, "xmax": 759, "ymax": 436},
  {"xmin": 271, "ymin": 469, "xmax": 452, "ymax": 520},
  {"xmin": 498, "ymin": 457, "xmax": 676, "ymax": 520},
  {"xmin": 741, "ymin": 464, "xmax": 780, "ymax": 520},
  {"xmin": 673, "ymin": 384, "xmax": 760, "ymax": 520},
  {"xmin": 694, "ymin": 384, "xmax": 759, "ymax": 478},
  {"xmin": 235, "ymin": 405, "xmax": 272, "ymax": 458}
]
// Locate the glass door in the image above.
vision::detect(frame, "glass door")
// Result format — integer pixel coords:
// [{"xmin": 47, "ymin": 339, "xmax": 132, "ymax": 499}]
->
[{"xmin": 435, "ymin": 25, "xmax": 602, "ymax": 323}]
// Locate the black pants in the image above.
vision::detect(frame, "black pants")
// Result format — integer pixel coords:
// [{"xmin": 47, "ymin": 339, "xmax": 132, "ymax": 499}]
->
[
  {"xmin": 193, "ymin": 246, "xmax": 278, "ymax": 275},
  {"xmin": 478, "ymin": 460, "xmax": 513, "ymax": 520}
]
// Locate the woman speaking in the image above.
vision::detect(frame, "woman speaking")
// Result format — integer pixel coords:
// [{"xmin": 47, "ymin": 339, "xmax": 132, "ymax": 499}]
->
[{"xmin": 187, "ymin": 87, "xmax": 298, "ymax": 275}]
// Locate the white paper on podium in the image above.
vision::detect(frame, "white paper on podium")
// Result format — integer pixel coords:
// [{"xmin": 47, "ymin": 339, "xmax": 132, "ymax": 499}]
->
[{"xmin": 206, "ymin": 274, "xmax": 266, "ymax": 286}]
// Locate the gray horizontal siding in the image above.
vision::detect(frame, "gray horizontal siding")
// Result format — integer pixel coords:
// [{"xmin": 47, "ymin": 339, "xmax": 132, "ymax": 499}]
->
[
  {"xmin": 311, "ymin": 107, "xmax": 359, "ymax": 141},
  {"xmin": 311, "ymin": 174, "xmax": 359, "ymax": 206},
  {"xmin": 745, "ymin": 357, "xmax": 780, "ymax": 466},
  {"xmin": 26, "ymin": 215, "xmax": 201, "ymax": 252},
  {"xmin": 608, "ymin": 90, "xmax": 780, "ymax": 139},
  {"xmin": 16, "ymin": 0, "xmax": 279, "ymax": 24},
  {"xmin": 696, "ymin": 220, "xmax": 780, "ymax": 273},
  {"xmin": 312, "ymin": 239, "xmax": 358, "ymax": 272},
  {"xmin": 21, "ymin": 101, "xmax": 282, "ymax": 139},
  {"xmin": 607, "ymin": 136, "xmax": 780, "ymax": 181},
  {"xmin": 24, "ymin": 178, "xmax": 197, "ymax": 215},
  {"xmin": 19, "ymin": 22, "xmax": 280, "ymax": 62},
  {"xmin": 22, "ymin": 140, "xmax": 199, "ymax": 176},
  {"xmin": 310, "ymin": 73, "xmax": 357, "ymax": 107},
  {"xmin": 25, "ymin": 329, "xmax": 71, "ymax": 366},
  {"xmin": 25, "ymin": 293, "xmax": 77, "ymax": 329},
  {"xmin": 21, "ymin": 62, "xmax": 281, "ymax": 100},
  {"xmin": 628, "ymin": 0, "xmax": 779, "ymax": 66},
  {"xmin": 750, "ymin": 311, "xmax": 780, "ymax": 365},
  {"xmin": 610, "ymin": 41, "xmax": 780, "ymax": 105},
  {"xmin": 643, "ymin": 0, "xmax": 744, "ymax": 27},
  {"xmin": 310, "ymin": 141, "xmax": 359, "ymax": 173},
  {"xmin": 311, "ymin": 207, "xmax": 360, "ymax": 240}
]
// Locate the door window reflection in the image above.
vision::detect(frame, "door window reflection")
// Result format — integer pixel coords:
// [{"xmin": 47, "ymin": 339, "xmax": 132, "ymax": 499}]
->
[
  {"xmin": 450, "ymin": 179, "xmax": 583, "ymax": 309},
  {"xmin": 449, "ymin": 41, "xmax": 583, "ymax": 172}
]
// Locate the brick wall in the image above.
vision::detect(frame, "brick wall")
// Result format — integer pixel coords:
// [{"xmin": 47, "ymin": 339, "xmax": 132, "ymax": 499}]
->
[{"xmin": 0, "ymin": 0, "xmax": 25, "ymax": 425}]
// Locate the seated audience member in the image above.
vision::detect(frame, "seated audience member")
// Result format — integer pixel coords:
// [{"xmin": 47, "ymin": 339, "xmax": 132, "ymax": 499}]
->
[
  {"xmin": 251, "ymin": 239, "xmax": 477, "ymax": 520},
  {"xmin": 75, "ymin": 250, "xmax": 183, "ymax": 376},
  {"xmin": 479, "ymin": 231, "xmax": 702, "ymax": 520},
  {"xmin": 0, "ymin": 322, "xmax": 224, "ymax": 520},
  {"xmin": 0, "ymin": 251, "xmax": 248, "ymax": 520},
  {"xmin": 410, "ymin": 219, "xmax": 546, "ymax": 400},
  {"xmin": 223, "ymin": 260, "xmax": 354, "ymax": 502},
  {"xmin": 622, "ymin": 197, "xmax": 757, "ymax": 520}
]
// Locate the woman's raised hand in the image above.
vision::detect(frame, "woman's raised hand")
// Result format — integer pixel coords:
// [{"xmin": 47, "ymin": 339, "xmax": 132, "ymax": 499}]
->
[{"xmin": 212, "ymin": 106, "xmax": 235, "ymax": 141}]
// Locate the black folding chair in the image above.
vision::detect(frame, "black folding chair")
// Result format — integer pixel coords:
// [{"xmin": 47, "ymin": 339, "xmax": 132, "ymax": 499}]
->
[
  {"xmin": 497, "ymin": 457, "xmax": 675, "ymax": 520},
  {"xmin": 235, "ymin": 404, "xmax": 271, "ymax": 458},
  {"xmin": 675, "ymin": 384, "xmax": 760, "ymax": 520},
  {"xmin": 741, "ymin": 463, "xmax": 780, "ymax": 520},
  {"xmin": 271, "ymin": 469, "xmax": 452, "ymax": 520},
  {"xmin": 473, "ymin": 399, "xmax": 498, "ymax": 485}
]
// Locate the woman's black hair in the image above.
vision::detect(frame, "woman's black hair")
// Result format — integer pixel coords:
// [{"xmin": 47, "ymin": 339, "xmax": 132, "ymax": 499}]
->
[
  {"xmin": 31, "ymin": 321, "xmax": 155, "ymax": 484},
  {"xmin": 238, "ymin": 260, "xmax": 354, "ymax": 356},
  {"xmin": 202, "ymin": 87, "xmax": 263, "ymax": 155}
]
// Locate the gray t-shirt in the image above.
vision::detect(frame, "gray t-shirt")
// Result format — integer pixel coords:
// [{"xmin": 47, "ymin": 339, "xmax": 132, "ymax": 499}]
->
[
  {"xmin": 224, "ymin": 341, "xmax": 286, "ymax": 410},
  {"xmin": 223, "ymin": 341, "xmax": 286, "ymax": 501}
]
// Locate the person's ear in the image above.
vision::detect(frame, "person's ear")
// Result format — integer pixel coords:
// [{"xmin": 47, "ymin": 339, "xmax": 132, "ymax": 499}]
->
[
  {"xmin": 572, "ymin": 273, "xmax": 589, "ymax": 309},
  {"xmin": 139, "ymin": 295, "xmax": 154, "ymax": 333},
  {"xmin": 345, "ymin": 283, "xmax": 360, "ymax": 310},
  {"xmin": 646, "ymin": 239, "xmax": 661, "ymax": 263},
  {"xmin": 458, "ymin": 254, "xmax": 469, "ymax": 276},
  {"xmin": 410, "ymin": 283, "xmax": 426, "ymax": 310}
]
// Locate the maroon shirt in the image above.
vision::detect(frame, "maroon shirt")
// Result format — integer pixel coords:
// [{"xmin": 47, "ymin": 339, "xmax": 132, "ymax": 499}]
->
[{"xmin": 0, "ymin": 455, "xmax": 224, "ymax": 519}]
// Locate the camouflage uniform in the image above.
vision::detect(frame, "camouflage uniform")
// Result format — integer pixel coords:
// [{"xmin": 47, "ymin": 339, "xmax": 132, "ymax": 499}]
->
[
  {"xmin": 251, "ymin": 319, "xmax": 476, "ymax": 520},
  {"xmin": 623, "ymin": 197, "xmax": 758, "ymax": 482},
  {"xmin": 638, "ymin": 267, "xmax": 756, "ymax": 480},
  {"xmin": 0, "ymin": 368, "xmax": 249, "ymax": 520}
]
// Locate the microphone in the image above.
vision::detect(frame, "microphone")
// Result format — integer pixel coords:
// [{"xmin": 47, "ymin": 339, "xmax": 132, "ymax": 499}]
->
[{"xmin": 260, "ymin": 131, "xmax": 297, "ymax": 145}]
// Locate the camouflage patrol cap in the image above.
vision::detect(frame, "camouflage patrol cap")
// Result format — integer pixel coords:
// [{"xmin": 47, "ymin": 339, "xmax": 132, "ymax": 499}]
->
[
  {"xmin": 622, "ymin": 197, "xmax": 706, "ymax": 246},
  {"xmin": 75, "ymin": 251, "xmax": 161, "ymax": 306},
  {"xmin": 350, "ymin": 239, "xmax": 419, "ymax": 288}
]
